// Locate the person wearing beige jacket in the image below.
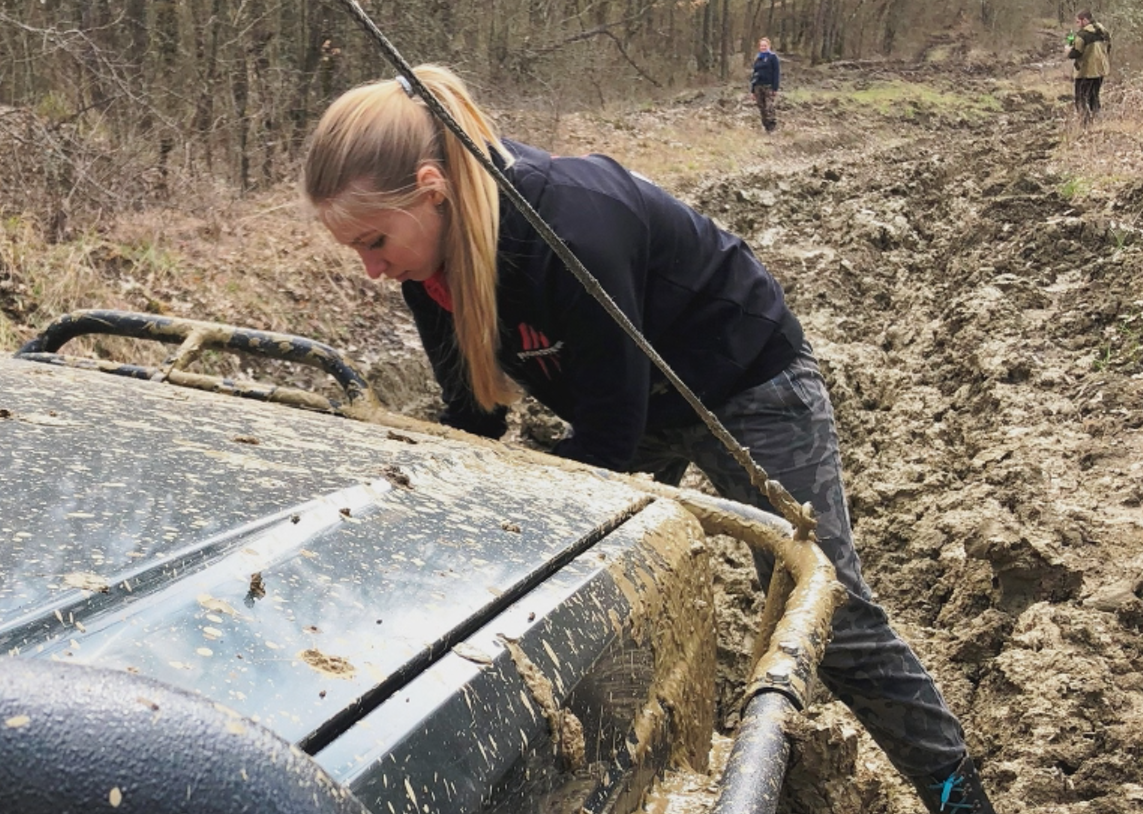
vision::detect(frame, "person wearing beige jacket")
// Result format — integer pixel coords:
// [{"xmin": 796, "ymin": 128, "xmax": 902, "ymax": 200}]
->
[{"xmin": 1066, "ymin": 9, "xmax": 1112, "ymax": 124}]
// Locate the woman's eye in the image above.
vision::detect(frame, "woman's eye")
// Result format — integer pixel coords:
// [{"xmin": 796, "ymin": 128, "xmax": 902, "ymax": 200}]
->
[{"xmin": 369, "ymin": 235, "xmax": 386, "ymax": 250}]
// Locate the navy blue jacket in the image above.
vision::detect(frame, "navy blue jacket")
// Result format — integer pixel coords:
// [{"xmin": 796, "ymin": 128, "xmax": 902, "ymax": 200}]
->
[
  {"xmin": 751, "ymin": 51, "xmax": 780, "ymax": 92},
  {"xmin": 403, "ymin": 140, "xmax": 802, "ymax": 470}
]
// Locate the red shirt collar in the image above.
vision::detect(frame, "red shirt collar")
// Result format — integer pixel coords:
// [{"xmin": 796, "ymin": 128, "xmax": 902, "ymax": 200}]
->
[{"xmin": 422, "ymin": 268, "xmax": 453, "ymax": 312}]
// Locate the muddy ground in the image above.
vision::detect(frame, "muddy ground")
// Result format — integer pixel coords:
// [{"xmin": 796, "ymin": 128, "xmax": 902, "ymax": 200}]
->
[
  {"xmin": 628, "ymin": 65, "xmax": 1143, "ymax": 814},
  {"xmin": 4, "ymin": 48, "xmax": 1142, "ymax": 814},
  {"xmin": 435, "ymin": 62, "xmax": 1143, "ymax": 813}
]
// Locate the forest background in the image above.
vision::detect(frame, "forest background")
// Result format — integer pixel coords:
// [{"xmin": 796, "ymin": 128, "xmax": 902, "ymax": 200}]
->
[{"xmin": 1, "ymin": 0, "xmax": 1141, "ymax": 245}]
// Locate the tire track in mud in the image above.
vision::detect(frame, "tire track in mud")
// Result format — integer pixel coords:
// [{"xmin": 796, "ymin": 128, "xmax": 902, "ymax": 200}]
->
[{"xmin": 688, "ymin": 90, "xmax": 1143, "ymax": 813}]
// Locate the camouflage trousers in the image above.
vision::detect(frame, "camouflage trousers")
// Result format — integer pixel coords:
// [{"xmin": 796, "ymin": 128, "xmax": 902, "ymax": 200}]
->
[
  {"xmin": 753, "ymin": 86, "xmax": 778, "ymax": 131},
  {"xmin": 627, "ymin": 343, "xmax": 967, "ymax": 778}
]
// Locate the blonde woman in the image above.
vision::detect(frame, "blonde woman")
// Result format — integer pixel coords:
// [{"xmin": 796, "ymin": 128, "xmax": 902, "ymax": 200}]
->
[{"xmin": 302, "ymin": 64, "xmax": 995, "ymax": 814}]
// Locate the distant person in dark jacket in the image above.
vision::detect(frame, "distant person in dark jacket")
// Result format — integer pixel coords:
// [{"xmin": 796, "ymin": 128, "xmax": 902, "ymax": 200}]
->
[
  {"xmin": 750, "ymin": 38, "xmax": 781, "ymax": 132},
  {"xmin": 301, "ymin": 63, "xmax": 997, "ymax": 814},
  {"xmin": 1066, "ymin": 9, "xmax": 1111, "ymax": 125}
]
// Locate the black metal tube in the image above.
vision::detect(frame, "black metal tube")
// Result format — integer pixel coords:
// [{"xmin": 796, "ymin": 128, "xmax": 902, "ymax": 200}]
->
[
  {"xmin": 710, "ymin": 692, "xmax": 797, "ymax": 814},
  {"xmin": 15, "ymin": 310, "xmax": 377, "ymax": 407}
]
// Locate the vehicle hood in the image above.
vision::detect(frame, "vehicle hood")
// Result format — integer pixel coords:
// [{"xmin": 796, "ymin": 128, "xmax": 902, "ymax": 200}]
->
[{"xmin": 0, "ymin": 358, "xmax": 650, "ymax": 747}]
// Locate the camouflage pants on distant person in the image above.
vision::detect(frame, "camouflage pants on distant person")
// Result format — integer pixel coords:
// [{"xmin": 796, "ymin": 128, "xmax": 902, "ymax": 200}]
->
[
  {"xmin": 627, "ymin": 343, "xmax": 968, "ymax": 779},
  {"xmin": 753, "ymin": 86, "xmax": 778, "ymax": 132}
]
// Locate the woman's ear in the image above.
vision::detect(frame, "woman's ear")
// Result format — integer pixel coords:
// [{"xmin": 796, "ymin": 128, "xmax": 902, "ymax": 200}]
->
[{"xmin": 416, "ymin": 164, "xmax": 447, "ymax": 206}]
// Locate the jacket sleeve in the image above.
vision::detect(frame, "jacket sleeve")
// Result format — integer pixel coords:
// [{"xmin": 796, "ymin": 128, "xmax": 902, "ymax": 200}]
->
[
  {"xmin": 1069, "ymin": 26, "xmax": 1096, "ymax": 60},
  {"xmin": 773, "ymin": 55, "xmax": 781, "ymax": 91},
  {"xmin": 401, "ymin": 282, "xmax": 509, "ymax": 439}
]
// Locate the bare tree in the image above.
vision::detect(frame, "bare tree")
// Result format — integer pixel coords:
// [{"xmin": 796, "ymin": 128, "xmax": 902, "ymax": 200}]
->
[{"xmin": 7, "ymin": 0, "xmax": 1123, "ymax": 229}]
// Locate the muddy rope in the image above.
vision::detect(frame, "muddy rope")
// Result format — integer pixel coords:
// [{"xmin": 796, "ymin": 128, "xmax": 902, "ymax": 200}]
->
[{"xmin": 332, "ymin": 0, "xmax": 817, "ymax": 544}]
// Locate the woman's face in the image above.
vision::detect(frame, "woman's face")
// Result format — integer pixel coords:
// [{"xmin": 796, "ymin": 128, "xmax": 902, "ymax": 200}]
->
[{"xmin": 325, "ymin": 166, "xmax": 447, "ymax": 284}]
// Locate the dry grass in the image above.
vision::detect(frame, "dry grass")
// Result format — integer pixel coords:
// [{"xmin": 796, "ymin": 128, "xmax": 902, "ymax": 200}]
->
[
  {"xmin": 0, "ymin": 186, "xmax": 385, "ymax": 379},
  {"xmin": 1055, "ymin": 79, "xmax": 1143, "ymax": 198},
  {"xmin": 0, "ymin": 311, "xmax": 19, "ymax": 349},
  {"xmin": 498, "ymin": 90, "xmax": 769, "ymax": 188},
  {"xmin": 4, "ymin": 64, "xmax": 1142, "ymax": 365},
  {"xmin": 1005, "ymin": 58, "xmax": 1143, "ymax": 196}
]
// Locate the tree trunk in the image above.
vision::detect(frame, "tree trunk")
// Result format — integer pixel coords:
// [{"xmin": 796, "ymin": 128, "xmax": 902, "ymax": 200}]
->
[
  {"xmin": 881, "ymin": 0, "xmax": 907, "ymax": 55},
  {"xmin": 720, "ymin": 0, "xmax": 731, "ymax": 80},
  {"xmin": 78, "ymin": 0, "xmax": 110, "ymax": 113},
  {"xmin": 697, "ymin": 0, "xmax": 714, "ymax": 74},
  {"xmin": 154, "ymin": 0, "xmax": 179, "ymax": 195},
  {"xmin": 191, "ymin": 0, "xmax": 223, "ymax": 173},
  {"xmin": 249, "ymin": 0, "xmax": 274, "ymax": 187}
]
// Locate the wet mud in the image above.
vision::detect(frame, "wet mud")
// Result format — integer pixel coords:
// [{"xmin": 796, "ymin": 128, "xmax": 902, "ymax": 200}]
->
[{"xmin": 658, "ymin": 69, "xmax": 1142, "ymax": 813}]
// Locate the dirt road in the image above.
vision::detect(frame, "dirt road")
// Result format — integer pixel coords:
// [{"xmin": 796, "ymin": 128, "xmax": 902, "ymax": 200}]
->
[{"xmin": 605, "ymin": 63, "xmax": 1142, "ymax": 814}]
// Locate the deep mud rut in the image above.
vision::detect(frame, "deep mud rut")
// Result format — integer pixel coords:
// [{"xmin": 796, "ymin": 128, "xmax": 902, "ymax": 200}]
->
[{"xmin": 611, "ymin": 70, "xmax": 1142, "ymax": 814}]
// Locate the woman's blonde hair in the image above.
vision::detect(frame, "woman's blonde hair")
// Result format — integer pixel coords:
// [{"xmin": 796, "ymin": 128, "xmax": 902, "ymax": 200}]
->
[{"xmin": 302, "ymin": 64, "xmax": 518, "ymax": 411}]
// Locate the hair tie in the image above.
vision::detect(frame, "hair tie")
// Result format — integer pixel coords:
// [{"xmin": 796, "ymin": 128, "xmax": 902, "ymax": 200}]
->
[{"xmin": 395, "ymin": 75, "xmax": 415, "ymax": 98}]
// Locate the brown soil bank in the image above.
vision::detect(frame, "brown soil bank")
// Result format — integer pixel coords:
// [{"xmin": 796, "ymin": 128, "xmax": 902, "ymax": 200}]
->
[{"xmin": 669, "ymin": 69, "xmax": 1142, "ymax": 813}]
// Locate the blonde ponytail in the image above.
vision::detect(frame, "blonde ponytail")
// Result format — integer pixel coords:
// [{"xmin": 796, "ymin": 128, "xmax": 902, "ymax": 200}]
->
[{"xmin": 302, "ymin": 64, "xmax": 518, "ymax": 411}]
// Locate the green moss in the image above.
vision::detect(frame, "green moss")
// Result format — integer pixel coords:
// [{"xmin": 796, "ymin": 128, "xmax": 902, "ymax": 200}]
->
[
  {"xmin": 33, "ymin": 92, "xmax": 72, "ymax": 123},
  {"xmin": 975, "ymin": 94, "xmax": 1004, "ymax": 111},
  {"xmin": 1058, "ymin": 176, "xmax": 1092, "ymax": 200},
  {"xmin": 119, "ymin": 239, "xmax": 182, "ymax": 279},
  {"xmin": 791, "ymin": 80, "xmax": 1001, "ymax": 120}
]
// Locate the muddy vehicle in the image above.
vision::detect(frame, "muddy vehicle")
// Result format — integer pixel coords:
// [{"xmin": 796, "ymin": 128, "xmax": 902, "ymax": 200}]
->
[{"xmin": 0, "ymin": 310, "xmax": 839, "ymax": 814}]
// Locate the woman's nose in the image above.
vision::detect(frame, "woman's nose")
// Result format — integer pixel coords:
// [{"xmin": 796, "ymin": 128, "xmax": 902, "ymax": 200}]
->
[{"xmin": 357, "ymin": 249, "xmax": 387, "ymax": 280}]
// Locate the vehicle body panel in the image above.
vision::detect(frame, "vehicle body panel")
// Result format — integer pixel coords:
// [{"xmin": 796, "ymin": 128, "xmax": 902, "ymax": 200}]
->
[
  {"xmin": 0, "ymin": 356, "xmax": 716, "ymax": 813},
  {"xmin": 320, "ymin": 497, "xmax": 713, "ymax": 814}
]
